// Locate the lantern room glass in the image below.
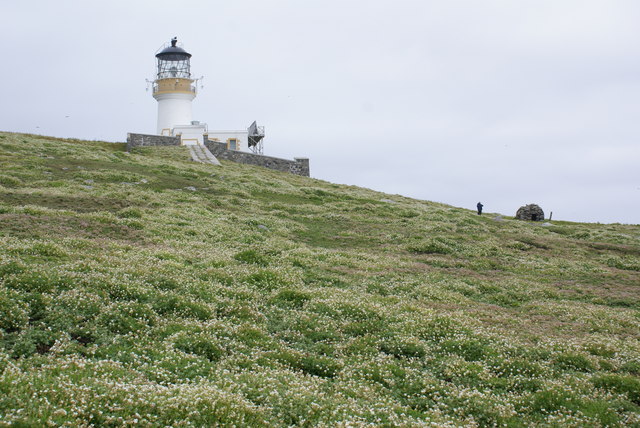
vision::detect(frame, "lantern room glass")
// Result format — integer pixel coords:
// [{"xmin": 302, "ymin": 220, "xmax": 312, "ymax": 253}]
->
[{"xmin": 157, "ymin": 57, "xmax": 191, "ymax": 79}]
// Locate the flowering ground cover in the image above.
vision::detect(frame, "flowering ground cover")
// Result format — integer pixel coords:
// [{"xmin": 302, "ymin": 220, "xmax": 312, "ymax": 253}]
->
[{"xmin": 0, "ymin": 131, "xmax": 639, "ymax": 426}]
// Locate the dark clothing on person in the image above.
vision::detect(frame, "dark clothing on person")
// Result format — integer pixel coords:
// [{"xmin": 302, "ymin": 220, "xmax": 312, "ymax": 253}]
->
[{"xmin": 477, "ymin": 202, "xmax": 483, "ymax": 215}]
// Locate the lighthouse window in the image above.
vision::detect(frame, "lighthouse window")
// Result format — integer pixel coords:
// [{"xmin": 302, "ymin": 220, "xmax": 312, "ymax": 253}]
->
[
  {"xmin": 227, "ymin": 139, "xmax": 238, "ymax": 150},
  {"xmin": 156, "ymin": 59, "xmax": 191, "ymax": 79}
]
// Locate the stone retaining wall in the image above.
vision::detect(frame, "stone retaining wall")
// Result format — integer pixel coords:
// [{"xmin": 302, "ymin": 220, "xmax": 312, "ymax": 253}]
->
[
  {"xmin": 127, "ymin": 133, "xmax": 180, "ymax": 151},
  {"xmin": 204, "ymin": 140, "xmax": 310, "ymax": 177},
  {"xmin": 125, "ymin": 133, "xmax": 310, "ymax": 177}
]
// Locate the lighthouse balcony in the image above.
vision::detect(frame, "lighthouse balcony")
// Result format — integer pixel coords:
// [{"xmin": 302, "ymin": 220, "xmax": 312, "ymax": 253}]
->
[{"xmin": 152, "ymin": 78, "xmax": 197, "ymax": 95}]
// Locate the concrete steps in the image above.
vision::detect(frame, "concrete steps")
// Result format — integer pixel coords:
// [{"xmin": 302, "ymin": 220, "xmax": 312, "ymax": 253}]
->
[{"xmin": 189, "ymin": 144, "xmax": 221, "ymax": 166}]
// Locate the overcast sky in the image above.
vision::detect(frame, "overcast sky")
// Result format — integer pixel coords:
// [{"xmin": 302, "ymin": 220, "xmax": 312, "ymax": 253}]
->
[{"xmin": 3, "ymin": 0, "xmax": 639, "ymax": 224}]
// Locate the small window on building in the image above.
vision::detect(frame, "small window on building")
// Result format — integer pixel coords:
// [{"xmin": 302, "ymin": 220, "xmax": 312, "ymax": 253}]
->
[{"xmin": 227, "ymin": 138, "xmax": 238, "ymax": 150}]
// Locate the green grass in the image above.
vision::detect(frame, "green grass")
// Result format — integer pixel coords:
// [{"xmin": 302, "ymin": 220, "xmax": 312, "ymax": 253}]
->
[{"xmin": 0, "ymin": 131, "xmax": 639, "ymax": 426}]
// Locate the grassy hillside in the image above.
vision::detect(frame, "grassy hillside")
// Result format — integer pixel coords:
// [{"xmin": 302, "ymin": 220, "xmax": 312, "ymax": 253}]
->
[{"xmin": 0, "ymin": 131, "xmax": 639, "ymax": 426}]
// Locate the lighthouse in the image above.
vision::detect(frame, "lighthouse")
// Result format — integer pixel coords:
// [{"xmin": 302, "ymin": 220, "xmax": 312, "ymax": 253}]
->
[
  {"xmin": 152, "ymin": 37, "xmax": 206, "ymax": 144},
  {"xmin": 146, "ymin": 37, "xmax": 266, "ymax": 150},
  {"xmin": 128, "ymin": 39, "xmax": 307, "ymax": 174}
]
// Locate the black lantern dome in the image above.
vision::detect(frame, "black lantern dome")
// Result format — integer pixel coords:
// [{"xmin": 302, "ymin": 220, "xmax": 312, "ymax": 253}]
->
[{"xmin": 155, "ymin": 37, "xmax": 192, "ymax": 79}]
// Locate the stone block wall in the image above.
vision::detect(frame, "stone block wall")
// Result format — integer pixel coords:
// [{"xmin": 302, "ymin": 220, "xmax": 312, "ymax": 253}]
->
[
  {"xmin": 292, "ymin": 158, "xmax": 310, "ymax": 177},
  {"xmin": 125, "ymin": 133, "xmax": 310, "ymax": 177},
  {"xmin": 204, "ymin": 139, "xmax": 310, "ymax": 177},
  {"xmin": 127, "ymin": 133, "xmax": 180, "ymax": 151}
]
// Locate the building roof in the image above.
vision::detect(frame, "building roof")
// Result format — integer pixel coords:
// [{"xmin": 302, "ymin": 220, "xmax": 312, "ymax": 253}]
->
[{"xmin": 156, "ymin": 38, "xmax": 191, "ymax": 60}]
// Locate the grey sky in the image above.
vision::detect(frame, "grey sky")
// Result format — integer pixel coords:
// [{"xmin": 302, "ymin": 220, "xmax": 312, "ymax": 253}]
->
[{"xmin": 4, "ymin": 0, "xmax": 639, "ymax": 224}]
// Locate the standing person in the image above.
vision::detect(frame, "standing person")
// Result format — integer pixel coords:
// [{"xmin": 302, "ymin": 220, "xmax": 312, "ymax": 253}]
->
[{"xmin": 477, "ymin": 202, "xmax": 483, "ymax": 215}]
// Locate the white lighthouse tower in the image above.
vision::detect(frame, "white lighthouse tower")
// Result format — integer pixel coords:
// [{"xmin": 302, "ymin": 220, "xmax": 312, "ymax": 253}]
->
[{"xmin": 152, "ymin": 37, "xmax": 206, "ymax": 144}]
